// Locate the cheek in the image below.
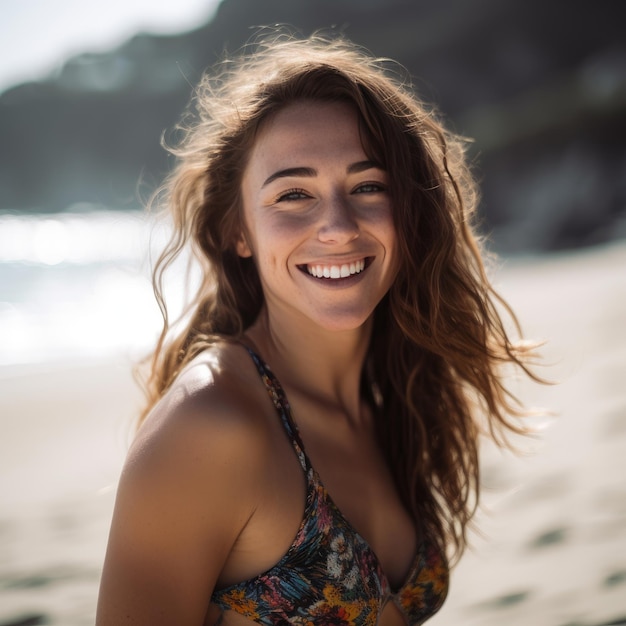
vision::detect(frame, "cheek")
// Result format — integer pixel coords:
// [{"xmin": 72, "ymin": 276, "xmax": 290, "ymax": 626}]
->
[
  {"xmin": 253, "ymin": 219, "xmax": 311, "ymax": 283},
  {"xmin": 246, "ymin": 224, "xmax": 286, "ymax": 276},
  {"xmin": 368, "ymin": 205, "xmax": 397, "ymax": 249},
  {"xmin": 375, "ymin": 209, "xmax": 398, "ymax": 272},
  {"xmin": 256, "ymin": 213, "xmax": 314, "ymax": 255}
]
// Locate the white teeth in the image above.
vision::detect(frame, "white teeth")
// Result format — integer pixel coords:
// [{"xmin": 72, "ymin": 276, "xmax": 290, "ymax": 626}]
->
[{"xmin": 306, "ymin": 259, "xmax": 367, "ymax": 279}]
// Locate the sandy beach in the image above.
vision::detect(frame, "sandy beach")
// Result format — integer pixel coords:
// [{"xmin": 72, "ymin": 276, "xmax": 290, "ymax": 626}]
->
[
  {"xmin": 1, "ymin": 242, "xmax": 625, "ymax": 626},
  {"xmin": 0, "ymin": 359, "xmax": 140, "ymax": 626}
]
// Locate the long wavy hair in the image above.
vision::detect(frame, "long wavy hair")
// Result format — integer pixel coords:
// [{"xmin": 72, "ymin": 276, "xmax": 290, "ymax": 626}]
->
[{"xmin": 139, "ymin": 31, "xmax": 541, "ymax": 563}]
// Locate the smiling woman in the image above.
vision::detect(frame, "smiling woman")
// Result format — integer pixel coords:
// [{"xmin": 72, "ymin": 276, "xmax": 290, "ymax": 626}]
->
[
  {"xmin": 236, "ymin": 100, "xmax": 397, "ymax": 333},
  {"xmin": 96, "ymin": 31, "xmax": 543, "ymax": 626}
]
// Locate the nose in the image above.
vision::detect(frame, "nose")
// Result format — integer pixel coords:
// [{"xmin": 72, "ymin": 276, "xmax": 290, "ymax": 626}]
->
[{"xmin": 316, "ymin": 195, "xmax": 359, "ymax": 244}]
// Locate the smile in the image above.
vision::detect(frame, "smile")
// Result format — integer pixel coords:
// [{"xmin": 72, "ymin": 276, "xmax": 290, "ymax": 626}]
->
[{"xmin": 301, "ymin": 258, "xmax": 370, "ymax": 279}]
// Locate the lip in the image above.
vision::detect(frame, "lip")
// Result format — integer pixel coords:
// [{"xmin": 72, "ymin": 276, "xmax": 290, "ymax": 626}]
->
[{"xmin": 296, "ymin": 256, "xmax": 374, "ymax": 282}]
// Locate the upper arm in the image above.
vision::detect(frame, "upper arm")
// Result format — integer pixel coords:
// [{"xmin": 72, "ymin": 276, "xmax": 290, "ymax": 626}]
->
[{"xmin": 96, "ymin": 369, "xmax": 266, "ymax": 625}]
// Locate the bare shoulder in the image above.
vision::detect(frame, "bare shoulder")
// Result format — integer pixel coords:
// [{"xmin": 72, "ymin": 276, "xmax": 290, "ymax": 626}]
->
[
  {"xmin": 131, "ymin": 340, "xmax": 268, "ymax": 474},
  {"xmin": 120, "ymin": 340, "xmax": 275, "ymax": 525},
  {"xmin": 97, "ymin": 342, "xmax": 269, "ymax": 624}
]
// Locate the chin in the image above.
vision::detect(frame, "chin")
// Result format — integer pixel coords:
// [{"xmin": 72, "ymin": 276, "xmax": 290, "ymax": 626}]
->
[{"xmin": 308, "ymin": 308, "xmax": 375, "ymax": 334}]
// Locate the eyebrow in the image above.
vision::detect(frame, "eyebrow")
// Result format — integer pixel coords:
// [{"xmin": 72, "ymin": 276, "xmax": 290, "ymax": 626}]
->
[{"xmin": 261, "ymin": 160, "xmax": 383, "ymax": 188}]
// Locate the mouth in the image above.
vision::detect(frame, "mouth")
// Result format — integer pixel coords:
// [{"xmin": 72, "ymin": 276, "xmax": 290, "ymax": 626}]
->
[{"xmin": 298, "ymin": 257, "xmax": 373, "ymax": 280}]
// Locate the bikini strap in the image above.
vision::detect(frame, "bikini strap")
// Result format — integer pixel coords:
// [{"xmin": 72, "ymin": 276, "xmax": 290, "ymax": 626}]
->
[{"xmin": 243, "ymin": 345, "xmax": 309, "ymax": 473}]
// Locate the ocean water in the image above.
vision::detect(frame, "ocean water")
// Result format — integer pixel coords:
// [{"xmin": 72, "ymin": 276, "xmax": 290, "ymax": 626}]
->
[
  {"xmin": 0, "ymin": 209, "xmax": 177, "ymax": 368},
  {"xmin": 0, "ymin": 209, "xmax": 166, "ymax": 624}
]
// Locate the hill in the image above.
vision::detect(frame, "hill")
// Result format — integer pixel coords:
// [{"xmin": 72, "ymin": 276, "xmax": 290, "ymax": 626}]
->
[{"xmin": 1, "ymin": 0, "xmax": 624, "ymax": 251}]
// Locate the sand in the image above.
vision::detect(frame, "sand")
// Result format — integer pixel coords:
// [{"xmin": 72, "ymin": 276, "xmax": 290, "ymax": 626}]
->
[
  {"xmin": 0, "ymin": 359, "xmax": 140, "ymax": 625},
  {"xmin": 430, "ymin": 242, "xmax": 626, "ymax": 626},
  {"xmin": 1, "ymin": 242, "xmax": 625, "ymax": 626}
]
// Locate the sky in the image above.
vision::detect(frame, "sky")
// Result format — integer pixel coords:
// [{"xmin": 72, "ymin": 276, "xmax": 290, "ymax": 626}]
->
[{"xmin": 0, "ymin": 0, "xmax": 222, "ymax": 93}]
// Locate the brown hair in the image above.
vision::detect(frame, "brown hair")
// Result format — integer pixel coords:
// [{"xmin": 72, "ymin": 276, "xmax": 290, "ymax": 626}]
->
[{"xmin": 139, "ymin": 31, "xmax": 541, "ymax": 563}]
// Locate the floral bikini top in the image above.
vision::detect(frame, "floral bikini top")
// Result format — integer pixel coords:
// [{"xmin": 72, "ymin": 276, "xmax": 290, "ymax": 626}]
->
[{"xmin": 211, "ymin": 347, "xmax": 449, "ymax": 625}]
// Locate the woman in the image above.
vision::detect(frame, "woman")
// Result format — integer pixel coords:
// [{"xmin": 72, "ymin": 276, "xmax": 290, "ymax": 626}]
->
[{"xmin": 96, "ymin": 32, "xmax": 540, "ymax": 625}]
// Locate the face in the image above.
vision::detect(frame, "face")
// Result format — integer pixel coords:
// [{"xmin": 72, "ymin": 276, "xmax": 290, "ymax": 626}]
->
[{"xmin": 238, "ymin": 100, "xmax": 398, "ymax": 333}]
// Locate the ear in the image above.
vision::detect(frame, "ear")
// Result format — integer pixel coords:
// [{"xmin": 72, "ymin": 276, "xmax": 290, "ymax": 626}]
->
[{"xmin": 235, "ymin": 231, "xmax": 253, "ymax": 258}]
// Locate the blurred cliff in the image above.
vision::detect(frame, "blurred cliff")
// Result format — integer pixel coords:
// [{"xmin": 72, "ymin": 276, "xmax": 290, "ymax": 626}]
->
[{"xmin": 1, "ymin": 0, "xmax": 624, "ymax": 252}]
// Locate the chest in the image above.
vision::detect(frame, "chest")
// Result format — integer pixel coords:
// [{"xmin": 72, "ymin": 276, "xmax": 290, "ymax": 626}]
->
[
  {"xmin": 215, "ymin": 420, "xmax": 448, "ymax": 626},
  {"xmin": 286, "ymin": 399, "xmax": 419, "ymax": 590},
  {"xmin": 212, "ymin": 350, "xmax": 450, "ymax": 624},
  {"xmin": 215, "ymin": 446, "xmax": 448, "ymax": 625}
]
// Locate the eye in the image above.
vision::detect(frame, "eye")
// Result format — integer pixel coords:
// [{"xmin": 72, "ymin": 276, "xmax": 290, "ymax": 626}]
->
[
  {"xmin": 276, "ymin": 188, "xmax": 310, "ymax": 202},
  {"xmin": 353, "ymin": 182, "xmax": 387, "ymax": 194}
]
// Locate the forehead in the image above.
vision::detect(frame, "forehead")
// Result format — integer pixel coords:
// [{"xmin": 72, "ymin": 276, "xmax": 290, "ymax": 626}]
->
[
  {"xmin": 258, "ymin": 99, "xmax": 358, "ymax": 136},
  {"xmin": 245, "ymin": 100, "xmax": 368, "ymax": 177}
]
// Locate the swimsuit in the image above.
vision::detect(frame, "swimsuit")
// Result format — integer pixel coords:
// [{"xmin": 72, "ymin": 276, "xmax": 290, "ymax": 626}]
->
[{"xmin": 211, "ymin": 346, "xmax": 449, "ymax": 625}]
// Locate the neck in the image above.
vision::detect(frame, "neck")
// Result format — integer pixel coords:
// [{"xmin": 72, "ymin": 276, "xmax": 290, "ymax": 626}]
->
[{"xmin": 244, "ymin": 306, "xmax": 372, "ymax": 422}]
